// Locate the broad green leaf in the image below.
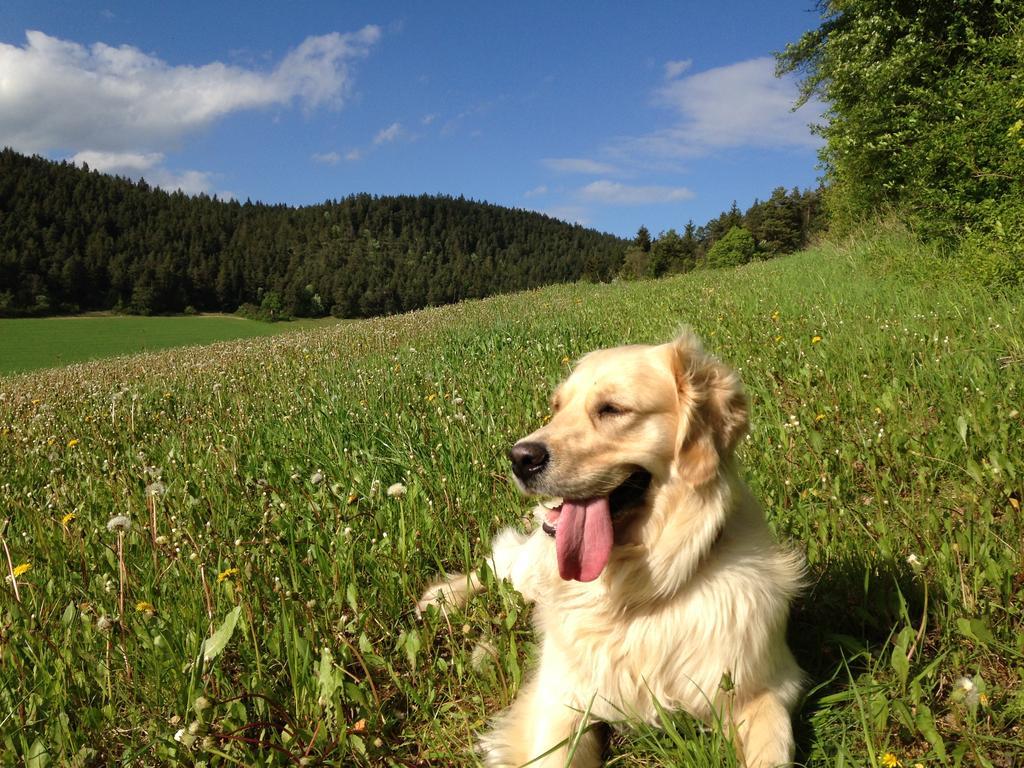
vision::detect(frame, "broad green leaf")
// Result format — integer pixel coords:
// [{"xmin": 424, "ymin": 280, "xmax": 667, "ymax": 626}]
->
[
  {"xmin": 203, "ymin": 605, "xmax": 242, "ymax": 663},
  {"xmin": 26, "ymin": 739, "xmax": 49, "ymax": 768},
  {"xmin": 915, "ymin": 704, "xmax": 947, "ymax": 760}
]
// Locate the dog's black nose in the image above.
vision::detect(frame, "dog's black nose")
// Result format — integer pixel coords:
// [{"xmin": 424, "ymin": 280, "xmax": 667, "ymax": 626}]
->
[{"xmin": 509, "ymin": 441, "xmax": 549, "ymax": 481}]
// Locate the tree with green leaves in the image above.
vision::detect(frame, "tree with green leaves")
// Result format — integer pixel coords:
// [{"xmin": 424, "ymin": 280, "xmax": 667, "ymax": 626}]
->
[
  {"xmin": 634, "ymin": 225, "xmax": 652, "ymax": 253},
  {"xmin": 705, "ymin": 226, "xmax": 755, "ymax": 269},
  {"xmin": 777, "ymin": 0, "xmax": 1024, "ymax": 283}
]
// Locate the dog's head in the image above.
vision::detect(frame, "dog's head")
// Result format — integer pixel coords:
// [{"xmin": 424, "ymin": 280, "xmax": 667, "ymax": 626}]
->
[{"xmin": 509, "ymin": 331, "xmax": 748, "ymax": 582}]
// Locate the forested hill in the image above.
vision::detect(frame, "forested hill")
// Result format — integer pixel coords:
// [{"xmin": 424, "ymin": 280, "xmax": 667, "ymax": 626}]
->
[{"xmin": 0, "ymin": 149, "xmax": 627, "ymax": 318}]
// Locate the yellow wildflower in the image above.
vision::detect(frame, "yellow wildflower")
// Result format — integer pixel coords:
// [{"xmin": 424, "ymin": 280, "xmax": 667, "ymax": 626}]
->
[
  {"xmin": 12, "ymin": 562, "xmax": 31, "ymax": 578},
  {"xmin": 426, "ymin": 393, "xmax": 437, "ymax": 402},
  {"xmin": 881, "ymin": 753, "xmax": 900, "ymax": 768},
  {"xmin": 136, "ymin": 601, "xmax": 155, "ymax": 613},
  {"xmin": 67, "ymin": 438, "xmax": 79, "ymax": 448},
  {"xmin": 62, "ymin": 512, "xmax": 76, "ymax": 526},
  {"xmin": 815, "ymin": 413, "xmax": 826, "ymax": 423},
  {"xmin": 774, "ymin": 335, "xmax": 783, "ymax": 343},
  {"xmin": 771, "ymin": 310, "xmax": 780, "ymax": 321},
  {"xmin": 217, "ymin": 567, "xmax": 240, "ymax": 583},
  {"xmin": 811, "ymin": 335, "xmax": 823, "ymax": 344},
  {"xmin": 979, "ymin": 692, "xmax": 989, "ymax": 707}
]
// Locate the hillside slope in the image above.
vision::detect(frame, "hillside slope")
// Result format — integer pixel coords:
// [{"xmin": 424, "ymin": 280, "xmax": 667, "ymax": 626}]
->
[
  {"xmin": 0, "ymin": 148, "xmax": 626, "ymax": 318},
  {"xmin": 0, "ymin": 232, "xmax": 1021, "ymax": 765}
]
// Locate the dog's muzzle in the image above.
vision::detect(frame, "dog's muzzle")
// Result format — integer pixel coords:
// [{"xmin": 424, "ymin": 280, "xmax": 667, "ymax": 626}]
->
[{"xmin": 509, "ymin": 441, "xmax": 549, "ymax": 483}]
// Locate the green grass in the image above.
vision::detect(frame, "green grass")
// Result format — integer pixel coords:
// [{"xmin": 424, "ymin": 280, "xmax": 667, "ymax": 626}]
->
[
  {"xmin": 0, "ymin": 315, "xmax": 341, "ymax": 376},
  {"xmin": 1, "ymin": 227, "xmax": 1021, "ymax": 766}
]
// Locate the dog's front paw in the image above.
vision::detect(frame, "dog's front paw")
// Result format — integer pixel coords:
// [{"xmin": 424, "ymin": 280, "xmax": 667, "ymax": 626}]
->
[{"xmin": 416, "ymin": 572, "xmax": 478, "ymax": 618}]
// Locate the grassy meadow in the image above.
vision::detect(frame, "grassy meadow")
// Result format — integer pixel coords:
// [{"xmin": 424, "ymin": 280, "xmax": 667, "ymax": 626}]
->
[
  {"xmin": 0, "ymin": 315, "xmax": 341, "ymax": 377},
  {"xmin": 1, "ymin": 228, "xmax": 1021, "ymax": 766}
]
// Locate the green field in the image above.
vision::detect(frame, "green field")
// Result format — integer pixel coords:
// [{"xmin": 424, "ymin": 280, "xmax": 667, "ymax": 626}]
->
[
  {"xmin": 0, "ymin": 315, "xmax": 341, "ymax": 376},
  {"xmin": 1, "ymin": 228, "xmax": 1021, "ymax": 766}
]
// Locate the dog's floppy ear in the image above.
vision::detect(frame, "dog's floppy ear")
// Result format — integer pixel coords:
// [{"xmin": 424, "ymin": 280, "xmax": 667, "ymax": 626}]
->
[{"xmin": 671, "ymin": 330, "xmax": 749, "ymax": 486}]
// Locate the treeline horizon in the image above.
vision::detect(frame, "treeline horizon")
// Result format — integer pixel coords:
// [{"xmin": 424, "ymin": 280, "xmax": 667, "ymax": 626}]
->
[
  {"xmin": 1, "ymin": 149, "xmax": 630, "ymax": 319},
  {"xmin": 621, "ymin": 186, "xmax": 825, "ymax": 279},
  {"xmin": 0, "ymin": 148, "xmax": 823, "ymax": 319}
]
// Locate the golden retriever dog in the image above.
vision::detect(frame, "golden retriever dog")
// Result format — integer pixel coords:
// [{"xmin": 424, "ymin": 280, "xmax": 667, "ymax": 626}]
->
[{"xmin": 418, "ymin": 331, "xmax": 803, "ymax": 767}]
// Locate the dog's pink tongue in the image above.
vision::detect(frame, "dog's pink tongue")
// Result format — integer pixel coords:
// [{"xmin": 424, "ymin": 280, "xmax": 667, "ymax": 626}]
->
[{"xmin": 555, "ymin": 497, "xmax": 613, "ymax": 582}]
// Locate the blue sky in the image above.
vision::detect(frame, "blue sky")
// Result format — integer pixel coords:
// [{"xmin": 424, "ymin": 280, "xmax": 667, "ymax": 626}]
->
[{"xmin": 0, "ymin": 1, "xmax": 825, "ymax": 238}]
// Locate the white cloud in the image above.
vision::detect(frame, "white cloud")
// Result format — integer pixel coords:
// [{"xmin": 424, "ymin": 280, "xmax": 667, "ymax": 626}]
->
[
  {"xmin": 312, "ymin": 151, "xmax": 342, "ymax": 165},
  {"xmin": 0, "ymin": 27, "xmax": 381, "ymax": 154},
  {"xmin": 579, "ymin": 180, "xmax": 693, "ymax": 206},
  {"xmin": 421, "ymin": 113, "xmax": 437, "ymax": 125},
  {"xmin": 663, "ymin": 59, "xmax": 692, "ymax": 80},
  {"xmin": 345, "ymin": 148, "xmax": 363, "ymax": 161},
  {"xmin": 542, "ymin": 157, "xmax": 618, "ymax": 175},
  {"xmin": 619, "ymin": 57, "xmax": 823, "ymax": 159},
  {"xmin": 151, "ymin": 168, "xmax": 218, "ymax": 196},
  {"xmin": 71, "ymin": 150, "xmax": 163, "ymax": 173},
  {"xmin": 523, "ymin": 185, "xmax": 548, "ymax": 199},
  {"xmin": 542, "ymin": 205, "xmax": 589, "ymax": 226},
  {"xmin": 70, "ymin": 150, "xmax": 216, "ymax": 195},
  {"xmin": 373, "ymin": 121, "xmax": 403, "ymax": 145}
]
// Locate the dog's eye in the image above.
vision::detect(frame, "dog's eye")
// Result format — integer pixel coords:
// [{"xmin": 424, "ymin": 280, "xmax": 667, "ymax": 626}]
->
[{"xmin": 597, "ymin": 402, "xmax": 627, "ymax": 417}]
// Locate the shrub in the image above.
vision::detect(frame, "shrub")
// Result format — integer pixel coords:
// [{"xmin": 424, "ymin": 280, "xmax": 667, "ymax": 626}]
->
[{"xmin": 705, "ymin": 226, "xmax": 755, "ymax": 269}]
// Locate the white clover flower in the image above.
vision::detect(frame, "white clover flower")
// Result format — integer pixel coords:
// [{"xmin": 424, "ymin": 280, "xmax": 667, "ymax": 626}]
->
[
  {"xmin": 310, "ymin": 471, "xmax": 325, "ymax": 485},
  {"xmin": 106, "ymin": 515, "xmax": 131, "ymax": 533},
  {"xmin": 387, "ymin": 482, "xmax": 407, "ymax": 498},
  {"xmin": 906, "ymin": 553, "xmax": 922, "ymax": 570}
]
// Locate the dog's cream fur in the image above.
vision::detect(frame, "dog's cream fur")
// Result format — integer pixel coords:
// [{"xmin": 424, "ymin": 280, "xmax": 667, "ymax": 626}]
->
[{"xmin": 418, "ymin": 332, "xmax": 804, "ymax": 767}]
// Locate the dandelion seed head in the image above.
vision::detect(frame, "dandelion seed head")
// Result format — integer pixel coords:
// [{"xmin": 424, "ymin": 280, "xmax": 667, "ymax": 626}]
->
[
  {"xmin": 387, "ymin": 482, "xmax": 407, "ymax": 498},
  {"xmin": 471, "ymin": 639, "xmax": 498, "ymax": 670},
  {"xmin": 106, "ymin": 515, "xmax": 131, "ymax": 532}
]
